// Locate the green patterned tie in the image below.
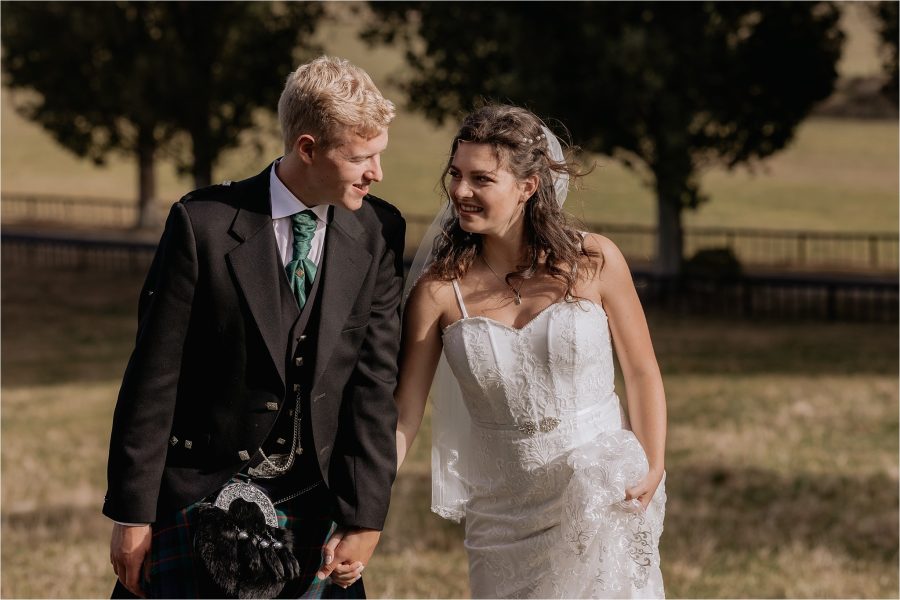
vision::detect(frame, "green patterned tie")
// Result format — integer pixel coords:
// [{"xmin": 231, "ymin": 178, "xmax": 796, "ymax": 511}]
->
[{"xmin": 285, "ymin": 210, "xmax": 318, "ymax": 309}]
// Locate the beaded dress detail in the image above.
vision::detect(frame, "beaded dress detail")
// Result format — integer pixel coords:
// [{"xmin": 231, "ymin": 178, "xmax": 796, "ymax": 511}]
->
[{"xmin": 439, "ymin": 280, "xmax": 666, "ymax": 599}]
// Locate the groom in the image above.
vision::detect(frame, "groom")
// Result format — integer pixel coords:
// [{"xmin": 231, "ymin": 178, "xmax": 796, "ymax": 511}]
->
[{"xmin": 104, "ymin": 56, "xmax": 404, "ymax": 598}]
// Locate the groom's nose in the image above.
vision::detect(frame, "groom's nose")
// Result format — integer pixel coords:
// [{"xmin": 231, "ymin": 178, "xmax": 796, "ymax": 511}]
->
[{"xmin": 364, "ymin": 155, "xmax": 383, "ymax": 183}]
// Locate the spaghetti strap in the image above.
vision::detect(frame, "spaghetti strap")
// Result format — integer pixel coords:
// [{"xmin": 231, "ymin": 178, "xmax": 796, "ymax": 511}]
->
[{"xmin": 451, "ymin": 279, "xmax": 469, "ymax": 319}]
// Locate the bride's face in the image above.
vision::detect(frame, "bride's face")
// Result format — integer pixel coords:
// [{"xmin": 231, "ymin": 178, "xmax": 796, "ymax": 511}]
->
[{"xmin": 447, "ymin": 142, "xmax": 535, "ymax": 236}]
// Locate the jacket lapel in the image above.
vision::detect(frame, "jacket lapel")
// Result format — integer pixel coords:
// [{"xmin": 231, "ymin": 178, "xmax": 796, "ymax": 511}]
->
[
  {"xmin": 313, "ymin": 205, "xmax": 373, "ymax": 384},
  {"xmin": 225, "ymin": 165, "xmax": 290, "ymax": 388}
]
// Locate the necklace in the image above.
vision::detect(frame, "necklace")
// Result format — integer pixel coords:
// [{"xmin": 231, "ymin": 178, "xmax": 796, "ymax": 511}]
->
[{"xmin": 481, "ymin": 255, "xmax": 526, "ymax": 305}]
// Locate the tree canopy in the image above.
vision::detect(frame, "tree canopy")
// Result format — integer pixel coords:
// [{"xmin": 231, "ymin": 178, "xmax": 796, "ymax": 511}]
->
[
  {"xmin": 1, "ymin": 1, "xmax": 323, "ymax": 226},
  {"xmin": 365, "ymin": 1, "xmax": 843, "ymax": 276}
]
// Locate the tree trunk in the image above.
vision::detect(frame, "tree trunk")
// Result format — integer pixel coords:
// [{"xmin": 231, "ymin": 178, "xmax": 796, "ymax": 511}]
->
[
  {"xmin": 136, "ymin": 125, "xmax": 157, "ymax": 229},
  {"xmin": 655, "ymin": 181, "xmax": 683, "ymax": 279},
  {"xmin": 191, "ymin": 127, "xmax": 213, "ymax": 189}
]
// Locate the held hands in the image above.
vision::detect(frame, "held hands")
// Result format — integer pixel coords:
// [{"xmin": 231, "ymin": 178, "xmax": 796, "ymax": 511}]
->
[
  {"xmin": 317, "ymin": 527, "xmax": 381, "ymax": 589},
  {"xmin": 625, "ymin": 467, "xmax": 665, "ymax": 511},
  {"xmin": 110, "ymin": 523, "xmax": 152, "ymax": 598}
]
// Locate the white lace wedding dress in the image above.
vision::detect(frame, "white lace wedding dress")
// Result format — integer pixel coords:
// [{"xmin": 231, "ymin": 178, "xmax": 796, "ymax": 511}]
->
[{"xmin": 438, "ymin": 280, "xmax": 666, "ymax": 599}]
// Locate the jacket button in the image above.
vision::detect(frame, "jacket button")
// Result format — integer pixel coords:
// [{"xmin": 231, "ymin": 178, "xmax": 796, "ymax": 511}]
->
[
  {"xmin": 294, "ymin": 357, "xmax": 304, "ymax": 367},
  {"xmin": 266, "ymin": 402, "xmax": 279, "ymax": 411},
  {"xmin": 276, "ymin": 437, "xmax": 287, "ymax": 445},
  {"xmin": 298, "ymin": 334, "xmax": 307, "ymax": 342},
  {"xmin": 238, "ymin": 450, "xmax": 250, "ymax": 461},
  {"xmin": 169, "ymin": 436, "xmax": 178, "ymax": 446},
  {"xmin": 184, "ymin": 440, "xmax": 193, "ymax": 449}
]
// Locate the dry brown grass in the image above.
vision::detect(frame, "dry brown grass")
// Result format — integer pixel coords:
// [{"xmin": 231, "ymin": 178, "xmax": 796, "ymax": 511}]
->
[{"xmin": 1, "ymin": 263, "xmax": 897, "ymax": 598}]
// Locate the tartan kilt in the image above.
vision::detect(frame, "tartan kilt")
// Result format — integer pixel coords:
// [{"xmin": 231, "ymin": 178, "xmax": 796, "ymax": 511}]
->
[{"xmin": 138, "ymin": 481, "xmax": 364, "ymax": 599}]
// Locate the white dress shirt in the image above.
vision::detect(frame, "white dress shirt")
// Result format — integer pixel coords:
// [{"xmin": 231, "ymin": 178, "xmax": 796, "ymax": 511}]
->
[{"xmin": 270, "ymin": 160, "xmax": 330, "ymax": 270}]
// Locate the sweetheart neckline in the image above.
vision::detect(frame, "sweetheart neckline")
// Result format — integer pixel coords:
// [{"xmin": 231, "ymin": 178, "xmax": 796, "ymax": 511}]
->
[{"xmin": 442, "ymin": 298, "xmax": 607, "ymax": 336}]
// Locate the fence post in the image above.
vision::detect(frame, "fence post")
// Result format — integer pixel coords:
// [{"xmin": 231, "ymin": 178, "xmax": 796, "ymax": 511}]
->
[
  {"xmin": 869, "ymin": 235, "xmax": 879, "ymax": 269},
  {"xmin": 826, "ymin": 283, "xmax": 837, "ymax": 321},
  {"xmin": 742, "ymin": 280, "xmax": 753, "ymax": 317}
]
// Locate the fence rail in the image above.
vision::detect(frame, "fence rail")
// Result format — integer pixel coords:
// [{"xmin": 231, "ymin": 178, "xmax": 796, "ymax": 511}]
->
[
  {"xmin": 404, "ymin": 216, "xmax": 900, "ymax": 272},
  {"xmin": 3, "ymin": 231, "xmax": 896, "ymax": 322},
  {"xmin": 3, "ymin": 193, "xmax": 898, "ymax": 271},
  {"xmin": 1, "ymin": 232, "xmax": 157, "ymax": 270},
  {"xmin": 2, "ymin": 193, "xmax": 137, "ymax": 227}
]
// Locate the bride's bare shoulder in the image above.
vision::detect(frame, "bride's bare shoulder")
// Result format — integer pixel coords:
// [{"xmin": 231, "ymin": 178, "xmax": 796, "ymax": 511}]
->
[{"xmin": 406, "ymin": 274, "xmax": 456, "ymax": 317}]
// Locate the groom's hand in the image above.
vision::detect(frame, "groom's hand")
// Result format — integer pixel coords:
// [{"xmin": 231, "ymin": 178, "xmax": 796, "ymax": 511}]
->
[
  {"xmin": 110, "ymin": 523, "xmax": 151, "ymax": 598},
  {"xmin": 317, "ymin": 527, "xmax": 381, "ymax": 587}
]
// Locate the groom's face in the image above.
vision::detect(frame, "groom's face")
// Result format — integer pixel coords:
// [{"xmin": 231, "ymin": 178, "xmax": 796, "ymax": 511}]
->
[{"xmin": 308, "ymin": 128, "xmax": 388, "ymax": 211}]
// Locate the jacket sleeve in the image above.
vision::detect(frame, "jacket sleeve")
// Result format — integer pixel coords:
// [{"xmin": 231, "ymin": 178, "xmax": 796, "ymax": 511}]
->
[
  {"xmin": 333, "ymin": 210, "xmax": 405, "ymax": 530},
  {"xmin": 103, "ymin": 202, "xmax": 198, "ymax": 523}
]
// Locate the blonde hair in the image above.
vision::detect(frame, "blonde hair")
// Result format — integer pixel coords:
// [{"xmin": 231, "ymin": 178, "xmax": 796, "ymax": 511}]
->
[{"xmin": 278, "ymin": 55, "xmax": 395, "ymax": 152}]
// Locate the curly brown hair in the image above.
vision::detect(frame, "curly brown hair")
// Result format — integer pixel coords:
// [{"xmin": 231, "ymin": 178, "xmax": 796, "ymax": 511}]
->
[{"xmin": 428, "ymin": 104, "xmax": 599, "ymax": 297}]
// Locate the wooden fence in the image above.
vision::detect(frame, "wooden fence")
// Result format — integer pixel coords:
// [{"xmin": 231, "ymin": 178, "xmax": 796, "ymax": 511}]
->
[
  {"xmin": 3, "ymin": 230, "xmax": 896, "ymax": 322},
  {"xmin": 3, "ymin": 193, "xmax": 898, "ymax": 272},
  {"xmin": 2, "ymin": 193, "xmax": 136, "ymax": 228}
]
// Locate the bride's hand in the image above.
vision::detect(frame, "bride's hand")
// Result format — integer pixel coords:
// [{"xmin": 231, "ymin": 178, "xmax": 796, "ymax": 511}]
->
[{"xmin": 625, "ymin": 468, "xmax": 664, "ymax": 510}]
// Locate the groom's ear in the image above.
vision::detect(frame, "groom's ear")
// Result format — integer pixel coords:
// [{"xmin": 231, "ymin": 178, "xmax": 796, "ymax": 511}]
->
[{"xmin": 294, "ymin": 134, "xmax": 317, "ymax": 164}]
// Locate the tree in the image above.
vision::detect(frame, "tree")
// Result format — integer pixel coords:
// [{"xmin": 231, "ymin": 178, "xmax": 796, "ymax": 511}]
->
[
  {"xmin": 1, "ymin": 2, "xmax": 323, "ymax": 227},
  {"xmin": 364, "ymin": 2, "xmax": 843, "ymax": 277},
  {"xmin": 873, "ymin": 1, "xmax": 899, "ymax": 104}
]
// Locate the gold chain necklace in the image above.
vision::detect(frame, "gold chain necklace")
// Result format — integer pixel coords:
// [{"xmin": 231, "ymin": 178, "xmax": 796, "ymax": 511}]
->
[{"xmin": 481, "ymin": 255, "xmax": 526, "ymax": 305}]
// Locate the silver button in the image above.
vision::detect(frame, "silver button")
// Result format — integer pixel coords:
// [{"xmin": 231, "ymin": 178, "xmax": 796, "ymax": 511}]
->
[
  {"xmin": 298, "ymin": 334, "xmax": 307, "ymax": 342},
  {"xmin": 266, "ymin": 401, "xmax": 279, "ymax": 411},
  {"xmin": 276, "ymin": 437, "xmax": 286, "ymax": 445},
  {"xmin": 221, "ymin": 180, "xmax": 232, "ymax": 186},
  {"xmin": 184, "ymin": 440, "xmax": 193, "ymax": 449},
  {"xmin": 169, "ymin": 436, "xmax": 178, "ymax": 446},
  {"xmin": 293, "ymin": 384, "xmax": 301, "ymax": 392},
  {"xmin": 238, "ymin": 450, "xmax": 250, "ymax": 461},
  {"xmin": 295, "ymin": 357, "xmax": 304, "ymax": 367}
]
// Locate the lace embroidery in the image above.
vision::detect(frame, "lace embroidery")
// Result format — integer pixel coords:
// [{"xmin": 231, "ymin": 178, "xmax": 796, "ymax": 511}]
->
[{"xmin": 440, "ymin": 300, "xmax": 665, "ymax": 598}]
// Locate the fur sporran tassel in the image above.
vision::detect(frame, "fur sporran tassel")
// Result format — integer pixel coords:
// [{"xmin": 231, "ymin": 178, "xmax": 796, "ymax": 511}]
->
[{"xmin": 194, "ymin": 497, "xmax": 300, "ymax": 599}]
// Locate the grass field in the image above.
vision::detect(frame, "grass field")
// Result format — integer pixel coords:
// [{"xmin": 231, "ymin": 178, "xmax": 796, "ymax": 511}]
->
[{"xmin": 1, "ymin": 263, "xmax": 897, "ymax": 598}]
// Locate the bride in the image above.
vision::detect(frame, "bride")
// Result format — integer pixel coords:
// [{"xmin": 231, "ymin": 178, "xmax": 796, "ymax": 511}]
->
[{"xmin": 396, "ymin": 104, "xmax": 667, "ymax": 598}]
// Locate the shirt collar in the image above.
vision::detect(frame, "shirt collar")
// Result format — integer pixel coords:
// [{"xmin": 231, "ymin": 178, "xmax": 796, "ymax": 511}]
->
[{"xmin": 269, "ymin": 160, "xmax": 330, "ymax": 223}]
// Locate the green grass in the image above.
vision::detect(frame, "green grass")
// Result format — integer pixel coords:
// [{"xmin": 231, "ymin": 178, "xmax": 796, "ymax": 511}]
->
[{"xmin": 1, "ymin": 263, "xmax": 897, "ymax": 598}]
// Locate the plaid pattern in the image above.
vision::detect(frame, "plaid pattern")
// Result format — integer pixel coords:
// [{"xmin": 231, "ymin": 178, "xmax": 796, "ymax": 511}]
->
[{"xmin": 139, "ymin": 483, "xmax": 364, "ymax": 599}]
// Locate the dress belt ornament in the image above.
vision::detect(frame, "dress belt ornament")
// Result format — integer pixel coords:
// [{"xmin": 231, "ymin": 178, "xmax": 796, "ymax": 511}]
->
[{"xmin": 518, "ymin": 416, "xmax": 561, "ymax": 436}]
